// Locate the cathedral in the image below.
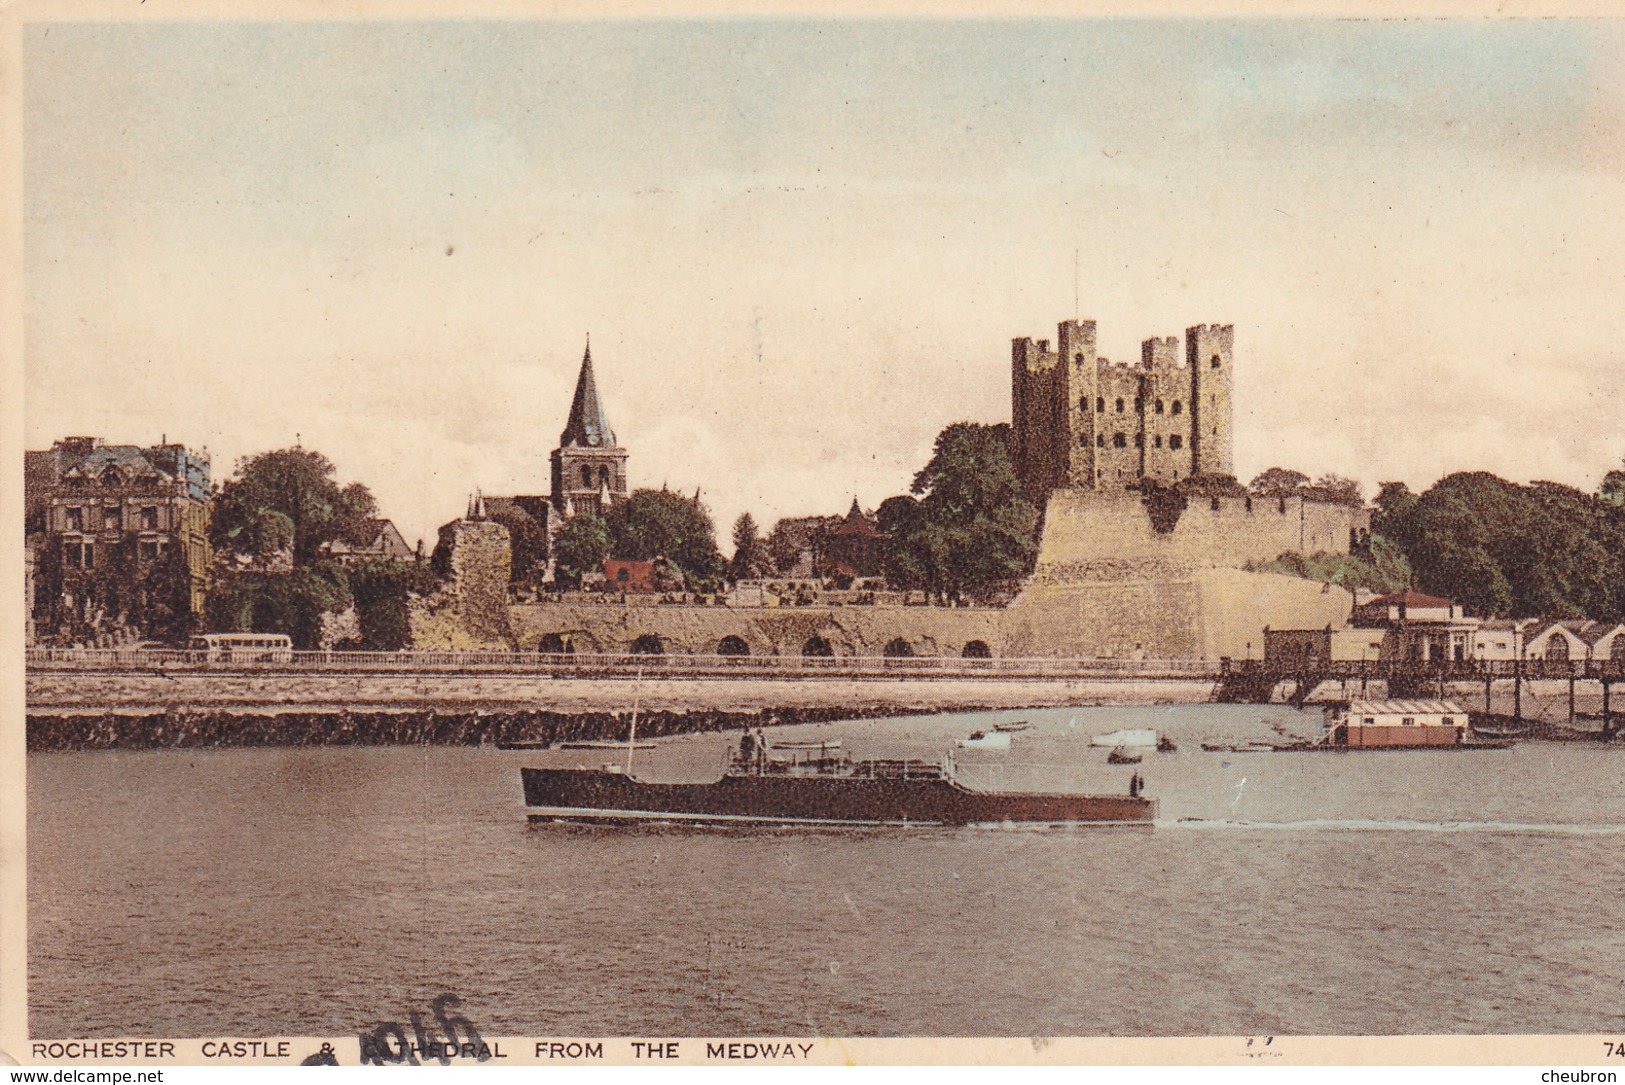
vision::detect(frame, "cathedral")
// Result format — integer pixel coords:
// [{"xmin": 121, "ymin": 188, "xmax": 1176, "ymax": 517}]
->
[
  {"xmin": 442, "ymin": 339, "xmax": 630, "ymax": 584},
  {"xmin": 548, "ymin": 338, "xmax": 629, "ymax": 520},
  {"xmin": 1011, "ymin": 318, "xmax": 1234, "ymax": 502}
]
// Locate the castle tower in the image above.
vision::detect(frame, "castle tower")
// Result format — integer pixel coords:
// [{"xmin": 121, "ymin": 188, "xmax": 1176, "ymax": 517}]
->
[
  {"xmin": 1058, "ymin": 319, "xmax": 1098, "ymax": 490},
  {"xmin": 549, "ymin": 337, "xmax": 629, "ymax": 519},
  {"xmin": 1140, "ymin": 336, "xmax": 1189, "ymax": 483},
  {"xmin": 1187, "ymin": 324, "xmax": 1235, "ymax": 478},
  {"xmin": 1011, "ymin": 335, "xmax": 1061, "ymax": 501}
]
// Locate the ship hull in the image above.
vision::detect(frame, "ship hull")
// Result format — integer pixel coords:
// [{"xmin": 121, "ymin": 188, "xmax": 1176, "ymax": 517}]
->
[{"xmin": 522, "ymin": 767, "xmax": 1156, "ymax": 827}]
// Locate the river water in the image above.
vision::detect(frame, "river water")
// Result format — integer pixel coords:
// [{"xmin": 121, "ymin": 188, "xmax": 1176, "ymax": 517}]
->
[{"xmin": 27, "ymin": 703, "xmax": 1625, "ymax": 1038}]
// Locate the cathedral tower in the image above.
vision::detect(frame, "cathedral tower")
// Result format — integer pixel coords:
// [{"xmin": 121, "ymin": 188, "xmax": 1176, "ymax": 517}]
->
[{"xmin": 550, "ymin": 338, "xmax": 629, "ymax": 519}]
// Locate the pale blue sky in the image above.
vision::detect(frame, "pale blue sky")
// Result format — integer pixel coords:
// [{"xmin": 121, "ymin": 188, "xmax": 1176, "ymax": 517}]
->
[{"xmin": 24, "ymin": 19, "xmax": 1625, "ymax": 547}]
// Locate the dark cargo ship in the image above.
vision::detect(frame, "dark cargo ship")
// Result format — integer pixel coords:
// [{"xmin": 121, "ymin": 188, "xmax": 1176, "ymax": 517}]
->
[{"xmin": 521, "ymin": 734, "xmax": 1157, "ymax": 828}]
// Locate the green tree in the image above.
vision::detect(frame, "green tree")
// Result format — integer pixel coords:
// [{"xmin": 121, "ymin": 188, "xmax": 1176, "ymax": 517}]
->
[
  {"xmin": 1372, "ymin": 481, "xmax": 1420, "ymax": 546},
  {"xmin": 1395, "ymin": 472, "xmax": 1625, "ymax": 620},
  {"xmin": 1310, "ymin": 473, "xmax": 1364, "ymax": 506},
  {"xmin": 553, "ymin": 514, "xmax": 610, "ymax": 589},
  {"xmin": 347, "ymin": 558, "xmax": 438, "ymax": 649},
  {"xmin": 1247, "ymin": 467, "xmax": 1309, "ymax": 496},
  {"xmin": 893, "ymin": 422, "xmax": 1038, "ymax": 603},
  {"xmin": 875, "ymin": 494, "xmax": 926, "ymax": 589},
  {"xmin": 1600, "ymin": 458, "xmax": 1625, "ymax": 507},
  {"xmin": 486, "ymin": 508, "xmax": 550, "ymax": 587},
  {"xmin": 205, "ymin": 565, "xmax": 353, "ymax": 649},
  {"xmin": 728, "ymin": 512, "xmax": 771, "ymax": 581},
  {"xmin": 211, "ymin": 448, "xmax": 377, "ymax": 565},
  {"xmin": 603, "ymin": 489, "xmax": 725, "ymax": 589}
]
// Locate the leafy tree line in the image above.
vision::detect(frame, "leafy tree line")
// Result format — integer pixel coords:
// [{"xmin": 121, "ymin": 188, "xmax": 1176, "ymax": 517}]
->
[
  {"xmin": 1375, "ymin": 467, "xmax": 1625, "ymax": 621},
  {"xmin": 721, "ymin": 423, "xmax": 1040, "ymax": 604},
  {"xmin": 1247, "ymin": 458, "xmax": 1625, "ymax": 621},
  {"xmin": 207, "ymin": 449, "xmax": 432, "ymax": 648},
  {"xmin": 551, "ymin": 488, "xmax": 726, "ymax": 593}
]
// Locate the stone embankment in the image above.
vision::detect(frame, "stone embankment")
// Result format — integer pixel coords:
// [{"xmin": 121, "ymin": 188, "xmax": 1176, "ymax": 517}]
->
[
  {"xmin": 25, "ymin": 706, "xmax": 911, "ymax": 752},
  {"xmin": 25, "ymin": 670, "xmax": 1218, "ymax": 750}
]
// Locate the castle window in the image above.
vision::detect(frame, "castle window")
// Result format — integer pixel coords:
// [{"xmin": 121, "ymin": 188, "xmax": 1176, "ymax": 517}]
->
[
  {"xmin": 1074, "ymin": 352, "xmax": 1085, "ymax": 366},
  {"xmin": 140, "ymin": 506, "xmax": 158, "ymax": 530},
  {"xmin": 1096, "ymin": 433, "xmax": 1105, "ymax": 448},
  {"xmin": 1134, "ymin": 433, "xmax": 1144, "ymax": 449},
  {"xmin": 1212, "ymin": 354, "xmax": 1222, "ymax": 368},
  {"xmin": 1079, "ymin": 434, "xmax": 1089, "ymax": 447},
  {"xmin": 65, "ymin": 506, "xmax": 83, "ymax": 531},
  {"xmin": 1169, "ymin": 434, "xmax": 1183, "ymax": 450},
  {"xmin": 599, "ymin": 465, "xmax": 610, "ymax": 485},
  {"xmin": 1154, "ymin": 436, "xmax": 1163, "ymax": 449},
  {"xmin": 1172, "ymin": 400, "xmax": 1183, "ymax": 415},
  {"xmin": 1112, "ymin": 432, "xmax": 1127, "ymax": 448},
  {"xmin": 1133, "ymin": 396, "xmax": 1143, "ymax": 412},
  {"xmin": 580, "ymin": 464, "xmax": 592, "ymax": 487},
  {"xmin": 1245, "ymin": 497, "xmax": 1253, "ymax": 513},
  {"xmin": 1155, "ymin": 400, "xmax": 1165, "ymax": 415},
  {"xmin": 1210, "ymin": 497, "xmax": 1221, "ymax": 511},
  {"xmin": 1096, "ymin": 397, "xmax": 1105, "ymax": 412},
  {"xmin": 1278, "ymin": 497, "xmax": 1287, "ymax": 514},
  {"xmin": 1115, "ymin": 398, "xmax": 1125, "ymax": 413},
  {"xmin": 1079, "ymin": 396, "xmax": 1089, "ymax": 412}
]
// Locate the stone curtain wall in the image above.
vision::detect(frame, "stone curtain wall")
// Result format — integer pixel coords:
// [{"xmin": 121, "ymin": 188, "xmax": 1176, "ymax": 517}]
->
[
  {"xmin": 409, "ymin": 487, "xmax": 1361, "ymax": 660},
  {"xmin": 1033, "ymin": 490, "xmax": 1368, "ymax": 579},
  {"xmin": 505, "ymin": 601, "xmax": 1007, "ymax": 659}
]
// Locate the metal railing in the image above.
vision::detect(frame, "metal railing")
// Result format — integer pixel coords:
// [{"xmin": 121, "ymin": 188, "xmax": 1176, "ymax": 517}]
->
[
  {"xmin": 25, "ymin": 646, "xmax": 1220, "ymax": 679},
  {"xmin": 23, "ymin": 647, "xmax": 1625, "ymax": 682}
]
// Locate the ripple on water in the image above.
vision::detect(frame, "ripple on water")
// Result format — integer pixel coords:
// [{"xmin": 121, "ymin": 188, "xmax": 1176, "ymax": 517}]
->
[{"xmin": 27, "ymin": 704, "xmax": 1625, "ymax": 1036}]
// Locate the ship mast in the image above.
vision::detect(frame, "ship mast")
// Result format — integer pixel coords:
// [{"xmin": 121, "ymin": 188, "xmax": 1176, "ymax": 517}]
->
[{"xmin": 624, "ymin": 668, "xmax": 643, "ymax": 777}]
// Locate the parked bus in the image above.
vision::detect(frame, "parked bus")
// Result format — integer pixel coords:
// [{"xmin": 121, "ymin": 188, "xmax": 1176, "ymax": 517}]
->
[{"xmin": 187, "ymin": 632, "xmax": 295, "ymax": 663}]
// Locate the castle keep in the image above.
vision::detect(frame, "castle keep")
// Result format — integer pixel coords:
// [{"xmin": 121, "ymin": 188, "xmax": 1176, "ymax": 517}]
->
[{"xmin": 1012, "ymin": 319, "xmax": 1234, "ymax": 501}]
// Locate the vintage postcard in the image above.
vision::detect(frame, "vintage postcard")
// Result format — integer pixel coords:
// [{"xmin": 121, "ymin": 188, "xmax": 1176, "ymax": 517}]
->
[{"xmin": 5, "ymin": 0, "xmax": 1625, "ymax": 1071}]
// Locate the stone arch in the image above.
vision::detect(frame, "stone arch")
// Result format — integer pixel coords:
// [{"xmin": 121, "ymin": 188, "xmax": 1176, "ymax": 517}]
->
[
  {"xmin": 717, "ymin": 635, "xmax": 750, "ymax": 656},
  {"xmin": 962, "ymin": 640, "xmax": 992, "ymax": 659},
  {"xmin": 802, "ymin": 635, "xmax": 834, "ymax": 658},
  {"xmin": 883, "ymin": 638, "xmax": 914, "ymax": 658},
  {"xmin": 537, "ymin": 632, "xmax": 570, "ymax": 654},
  {"xmin": 630, "ymin": 634, "xmax": 665, "ymax": 655}
]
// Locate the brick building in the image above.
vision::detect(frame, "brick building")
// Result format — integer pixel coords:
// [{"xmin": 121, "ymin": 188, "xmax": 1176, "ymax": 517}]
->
[{"xmin": 24, "ymin": 435, "xmax": 213, "ymax": 644}]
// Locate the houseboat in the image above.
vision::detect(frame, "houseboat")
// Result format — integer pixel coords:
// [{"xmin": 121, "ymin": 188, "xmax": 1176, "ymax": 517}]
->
[{"xmin": 1324, "ymin": 700, "xmax": 1468, "ymax": 748}]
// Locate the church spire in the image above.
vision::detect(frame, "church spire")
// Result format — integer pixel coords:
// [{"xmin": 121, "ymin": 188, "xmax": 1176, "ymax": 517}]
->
[{"xmin": 559, "ymin": 335, "xmax": 616, "ymax": 449}]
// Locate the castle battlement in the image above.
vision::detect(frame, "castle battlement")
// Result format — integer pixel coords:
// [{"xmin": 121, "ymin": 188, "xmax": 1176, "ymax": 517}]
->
[{"xmin": 1012, "ymin": 317, "xmax": 1235, "ymax": 501}]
